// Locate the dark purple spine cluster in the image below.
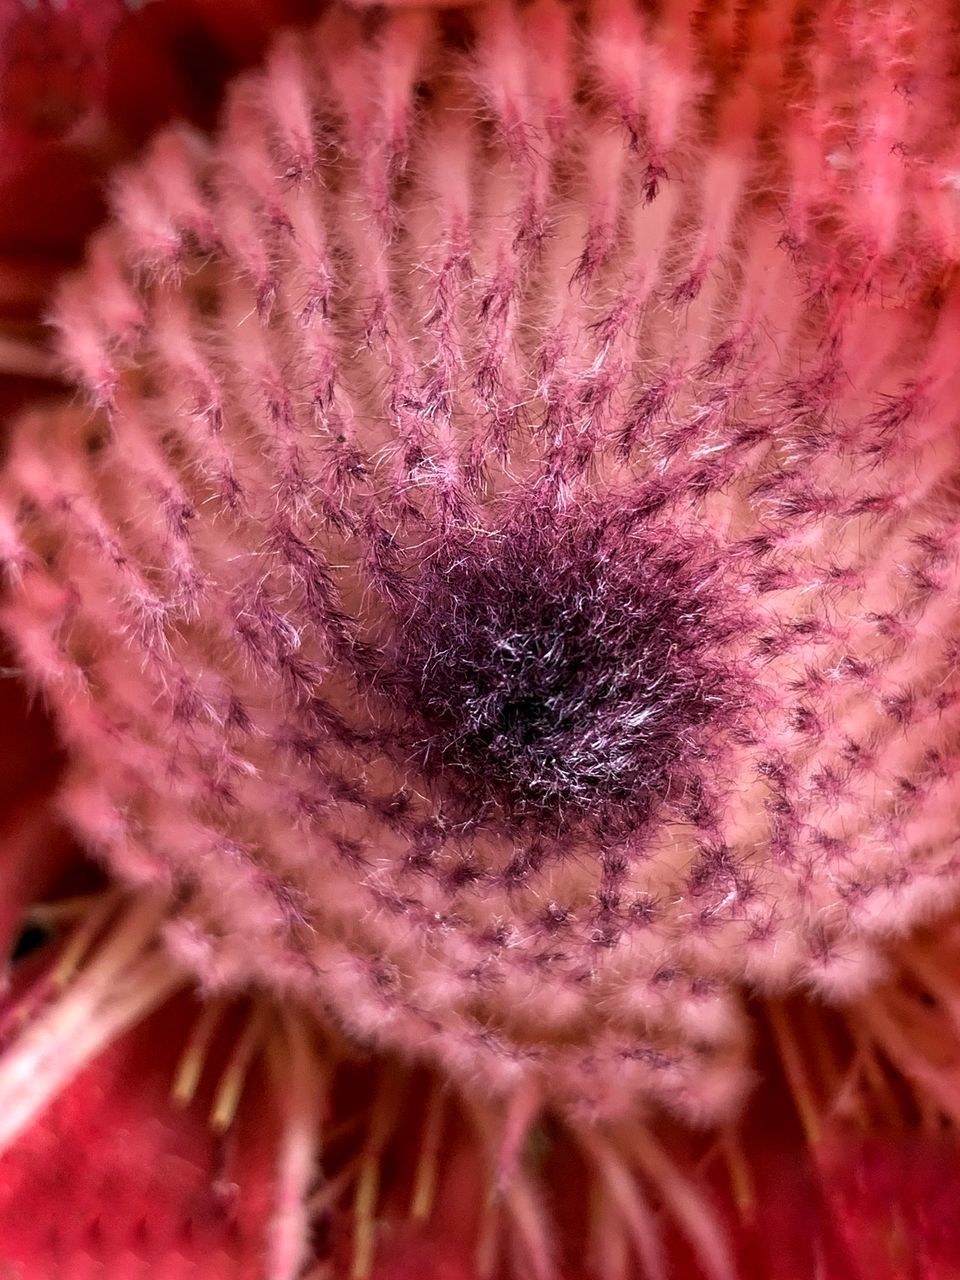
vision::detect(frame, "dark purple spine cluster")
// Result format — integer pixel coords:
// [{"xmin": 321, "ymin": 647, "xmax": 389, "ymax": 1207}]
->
[{"xmin": 385, "ymin": 495, "xmax": 750, "ymax": 833}]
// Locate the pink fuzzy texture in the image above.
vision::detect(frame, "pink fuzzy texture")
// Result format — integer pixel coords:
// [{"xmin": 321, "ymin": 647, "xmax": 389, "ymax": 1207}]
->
[{"xmin": 4, "ymin": 0, "xmax": 960, "ymax": 1128}]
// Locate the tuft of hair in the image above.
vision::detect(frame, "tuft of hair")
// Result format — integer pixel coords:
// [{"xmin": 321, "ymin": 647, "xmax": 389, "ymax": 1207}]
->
[{"xmin": 386, "ymin": 494, "xmax": 749, "ymax": 833}]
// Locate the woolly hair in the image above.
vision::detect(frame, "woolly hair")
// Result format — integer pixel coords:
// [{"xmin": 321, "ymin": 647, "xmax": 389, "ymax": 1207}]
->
[{"xmin": 3, "ymin": 0, "xmax": 960, "ymax": 1134}]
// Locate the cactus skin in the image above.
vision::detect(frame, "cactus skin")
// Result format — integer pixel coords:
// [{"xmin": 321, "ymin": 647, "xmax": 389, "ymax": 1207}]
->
[{"xmin": 3, "ymin": 0, "xmax": 960, "ymax": 1133}]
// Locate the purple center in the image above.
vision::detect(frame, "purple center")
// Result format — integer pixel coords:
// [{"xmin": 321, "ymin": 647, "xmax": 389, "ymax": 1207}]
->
[{"xmin": 383, "ymin": 498, "xmax": 747, "ymax": 831}]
